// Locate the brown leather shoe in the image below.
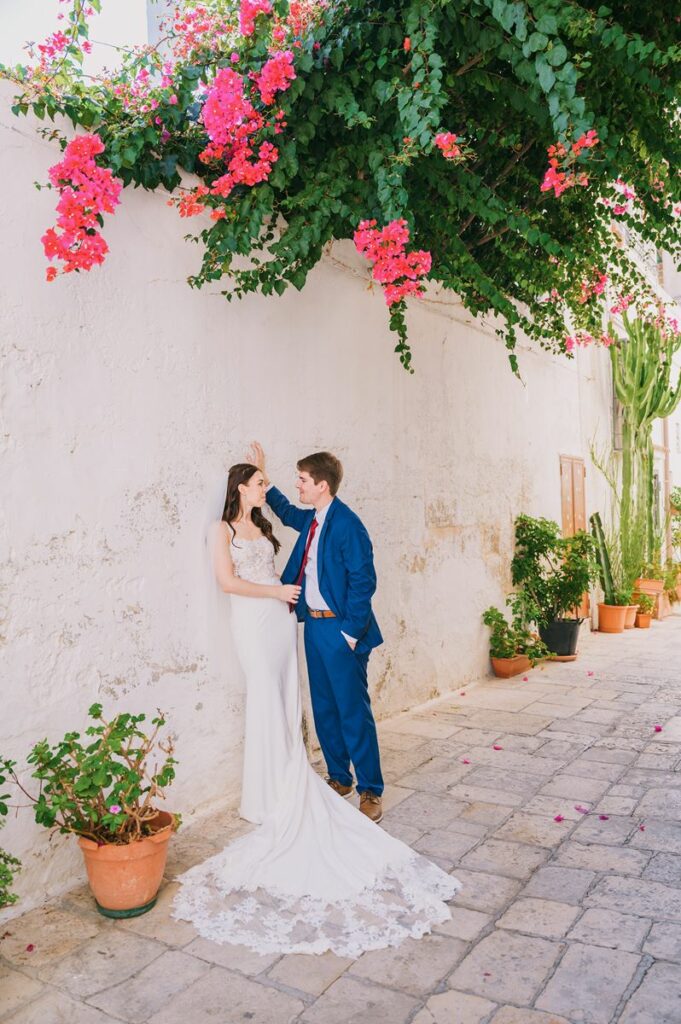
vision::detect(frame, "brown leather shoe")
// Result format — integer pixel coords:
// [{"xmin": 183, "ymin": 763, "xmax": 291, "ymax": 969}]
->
[
  {"xmin": 359, "ymin": 791, "xmax": 383, "ymax": 823},
  {"xmin": 326, "ymin": 778, "xmax": 353, "ymax": 799}
]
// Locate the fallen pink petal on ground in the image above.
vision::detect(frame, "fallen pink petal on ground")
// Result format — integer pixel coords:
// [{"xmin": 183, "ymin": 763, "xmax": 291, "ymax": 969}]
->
[
  {"xmin": 575, "ymin": 805, "xmax": 590, "ymax": 814},
  {"xmin": 554, "ymin": 814, "xmax": 565, "ymax": 822}
]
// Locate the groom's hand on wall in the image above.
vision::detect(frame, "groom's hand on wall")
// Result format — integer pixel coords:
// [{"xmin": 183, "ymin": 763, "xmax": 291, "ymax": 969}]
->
[{"xmin": 247, "ymin": 441, "xmax": 270, "ymax": 487}]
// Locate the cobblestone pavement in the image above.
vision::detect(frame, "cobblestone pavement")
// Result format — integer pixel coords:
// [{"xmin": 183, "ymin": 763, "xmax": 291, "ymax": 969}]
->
[{"xmin": 3, "ymin": 615, "xmax": 681, "ymax": 1023}]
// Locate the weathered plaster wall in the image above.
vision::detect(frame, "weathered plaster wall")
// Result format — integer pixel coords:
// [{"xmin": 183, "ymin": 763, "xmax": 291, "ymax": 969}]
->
[{"xmin": 1, "ymin": 89, "xmax": 615, "ymax": 911}]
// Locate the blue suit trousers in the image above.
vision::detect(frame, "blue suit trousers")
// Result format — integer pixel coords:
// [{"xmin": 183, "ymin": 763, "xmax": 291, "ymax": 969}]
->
[{"xmin": 304, "ymin": 617, "xmax": 384, "ymax": 796}]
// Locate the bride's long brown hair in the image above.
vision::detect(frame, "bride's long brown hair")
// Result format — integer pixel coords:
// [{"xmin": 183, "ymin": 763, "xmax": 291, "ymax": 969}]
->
[{"xmin": 222, "ymin": 463, "xmax": 281, "ymax": 553}]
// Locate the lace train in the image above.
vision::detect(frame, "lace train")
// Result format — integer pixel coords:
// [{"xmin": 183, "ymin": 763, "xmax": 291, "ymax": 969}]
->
[{"xmin": 173, "ymin": 838, "xmax": 460, "ymax": 957}]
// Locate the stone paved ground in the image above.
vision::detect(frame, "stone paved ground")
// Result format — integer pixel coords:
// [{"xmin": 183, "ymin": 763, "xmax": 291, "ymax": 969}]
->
[{"xmin": 3, "ymin": 614, "xmax": 681, "ymax": 1024}]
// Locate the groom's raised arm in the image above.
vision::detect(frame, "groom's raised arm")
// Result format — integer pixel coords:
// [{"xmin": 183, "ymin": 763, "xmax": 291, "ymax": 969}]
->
[
  {"xmin": 247, "ymin": 441, "xmax": 310, "ymax": 533},
  {"xmin": 266, "ymin": 485, "xmax": 310, "ymax": 533}
]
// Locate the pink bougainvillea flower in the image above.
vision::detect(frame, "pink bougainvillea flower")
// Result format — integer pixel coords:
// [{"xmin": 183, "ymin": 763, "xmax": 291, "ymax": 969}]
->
[
  {"xmin": 575, "ymin": 804, "xmax": 590, "ymax": 814},
  {"xmin": 354, "ymin": 219, "xmax": 431, "ymax": 307},
  {"xmin": 654, "ymin": 725, "xmax": 663, "ymax": 732},
  {"xmin": 610, "ymin": 294, "xmax": 634, "ymax": 315},
  {"xmin": 541, "ymin": 132, "xmax": 599, "ymax": 197},
  {"xmin": 42, "ymin": 133, "xmax": 122, "ymax": 278},
  {"xmin": 434, "ymin": 131, "xmax": 462, "ymax": 161},
  {"xmin": 554, "ymin": 814, "xmax": 565, "ymax": 823},
  {"xmin": 255, "ymin": 50, "xmax": 296, "ymax": 105},
  {"xmin": 492, "ymin": 744, "xmax": 503, "ymax": 751},
  {"xmin": 239, "ymin": 0, "xmax": 272, "ymax": 37}
]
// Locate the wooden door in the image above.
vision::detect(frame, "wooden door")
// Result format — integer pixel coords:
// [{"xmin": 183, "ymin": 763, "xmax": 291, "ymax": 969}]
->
[{"xmin": 560, "ymin": 456, "xmax": 589, "ymax": 616}]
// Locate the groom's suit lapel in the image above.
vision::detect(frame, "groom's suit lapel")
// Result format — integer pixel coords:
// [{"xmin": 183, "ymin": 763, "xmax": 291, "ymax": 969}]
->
[{"xmin": 316, "ymin": 498, "xmax": 342, "ymax": 582}]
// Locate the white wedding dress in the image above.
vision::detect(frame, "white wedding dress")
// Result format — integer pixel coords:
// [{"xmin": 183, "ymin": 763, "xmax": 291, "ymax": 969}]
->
[{"xmin": 172, "ymin": 536, "xmax": 460, "ymax": 956}]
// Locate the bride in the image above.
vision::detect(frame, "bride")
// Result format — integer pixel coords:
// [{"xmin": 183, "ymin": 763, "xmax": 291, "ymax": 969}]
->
[{"xmin": 172, "ymin": 460, "xmax": 460, "ymax": 956}]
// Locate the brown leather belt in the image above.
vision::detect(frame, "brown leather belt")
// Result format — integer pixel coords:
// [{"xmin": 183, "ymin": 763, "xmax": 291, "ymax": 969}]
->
[{"xmin": 307, "ymin": 607, "xmax": 336, "ymax": 619}]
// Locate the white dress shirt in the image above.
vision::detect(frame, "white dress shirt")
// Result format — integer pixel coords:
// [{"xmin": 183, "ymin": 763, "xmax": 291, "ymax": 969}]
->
[{"xmin": 304, "ymin": 500, "xmax": 333, "ymax": 612}]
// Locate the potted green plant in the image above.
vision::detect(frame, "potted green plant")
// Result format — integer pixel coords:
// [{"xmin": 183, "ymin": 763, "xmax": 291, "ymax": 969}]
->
[
  {"xmin": 482, "ymin": 599, "xmax": 549, "ymax": 678},
  {"xmin": 635, "ymin": 593, "xmax": 654, "ymax": 629},
  {"xmin": 1, "ymin": 704, "xmax": 179, "ymax": 918},
  {"xmin": 510, "ymin": 515, "xmax": 597, "ymax": 658},
  {"xmin": 590, "ymin": 512, "xmax": 633, "ymax": 633},
  {"xmin": 0, "ymin": 777, "xmax": 21, "ymax": 909}
]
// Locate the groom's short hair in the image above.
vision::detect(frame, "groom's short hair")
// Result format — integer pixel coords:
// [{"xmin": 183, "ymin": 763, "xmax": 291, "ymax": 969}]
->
[{"xmin": 297, "ymin": 452, "xmax": 344, "ymax": 496}]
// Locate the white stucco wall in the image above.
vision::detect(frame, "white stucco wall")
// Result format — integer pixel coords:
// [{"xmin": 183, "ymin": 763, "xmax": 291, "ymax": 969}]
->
[{"xmin": 1, "ymin": 88, "xmax": 619, "ymax": 911}]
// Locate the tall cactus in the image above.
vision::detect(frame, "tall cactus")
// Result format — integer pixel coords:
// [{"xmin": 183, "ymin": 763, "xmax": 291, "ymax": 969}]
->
[
  {"xmin": 610, "ymin": 314, "xmax": 681, "ymax": 571},
  {"xmin": 590, "ymin": 512, "xmax": 615, "ymax": 604}
]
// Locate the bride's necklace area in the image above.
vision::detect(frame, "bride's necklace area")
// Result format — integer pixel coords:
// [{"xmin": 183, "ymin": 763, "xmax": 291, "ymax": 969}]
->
[{"xmin": 230, "ymin": 513, "xmax": 265, "ymax": 544}]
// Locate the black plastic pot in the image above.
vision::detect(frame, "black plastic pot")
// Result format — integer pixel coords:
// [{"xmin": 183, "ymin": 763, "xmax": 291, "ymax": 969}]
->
[{"xmin": 539, "ymin": 618, "xmax": 583, "ymax": 656}]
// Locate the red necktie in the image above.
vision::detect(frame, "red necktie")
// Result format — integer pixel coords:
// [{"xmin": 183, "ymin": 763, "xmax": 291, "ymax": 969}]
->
[{"xmin": 289, "ymin": 517, "xmax": 318, "ymax": 612}]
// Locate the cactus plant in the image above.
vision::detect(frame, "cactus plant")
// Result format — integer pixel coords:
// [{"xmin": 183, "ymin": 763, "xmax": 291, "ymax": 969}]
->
[
  {"xmin": 590, "ymin": 512, "xmax": 615, "ymax": 605},
  {"xmin": 610, "ymin": 314, "xmax": 681, "ymax": 570}
]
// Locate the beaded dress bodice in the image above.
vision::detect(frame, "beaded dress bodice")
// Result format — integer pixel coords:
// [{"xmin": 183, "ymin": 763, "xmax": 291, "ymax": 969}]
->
[{"xmin": 230, "ymin": 536, "xmax": 279, "ymax": 585}]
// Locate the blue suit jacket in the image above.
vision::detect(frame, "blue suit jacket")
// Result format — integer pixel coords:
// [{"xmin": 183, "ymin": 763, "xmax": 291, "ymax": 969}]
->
[{"xmin": 266, "ymin": 486, "xmax": 383, "ymax": 652}]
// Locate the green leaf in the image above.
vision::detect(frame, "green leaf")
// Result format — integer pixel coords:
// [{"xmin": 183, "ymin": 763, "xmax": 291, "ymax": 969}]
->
[
  {"xmin": 526, "ymin": 32, "xmax": 549, "ymax": 53},
  {"xmin": 546, "ymin": 43, "xmax": 567, "ymax": 67}
]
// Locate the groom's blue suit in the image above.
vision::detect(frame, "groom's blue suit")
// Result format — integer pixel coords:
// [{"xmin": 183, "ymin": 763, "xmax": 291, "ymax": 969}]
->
[{"xmin": 266, "ymin": 486, "xmax": 384, "ymax": 796}]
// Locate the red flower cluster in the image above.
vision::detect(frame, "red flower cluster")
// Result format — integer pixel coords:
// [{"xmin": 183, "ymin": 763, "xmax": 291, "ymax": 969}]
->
[
  {"xmin": 434, "ymin": 132, "xmax": 462, "ymax": 160},
  {"xmin": 239, "ymin": 0, "xmax": 273, "ymax": 37},
  {"xmin": 354, "ymin": 219, "xmax": 432, "ymax": 306},
  {"xmin": 541, "ymin": 130, "xmax": 599, "ymax": 198},
  {"xmin": 187, "ymin": 49, "xmax": 296, "ymax": 209},
  {"xmin": 42, "ymin": 133, "xmax": 122, "ymax": 280},
  {"xmin": 175, "ymin": 185, "xmax": 210, "ymax": 217},
  {"xmin": 256, "ymin": 51, "xmax": 296, "ymax": 104}
]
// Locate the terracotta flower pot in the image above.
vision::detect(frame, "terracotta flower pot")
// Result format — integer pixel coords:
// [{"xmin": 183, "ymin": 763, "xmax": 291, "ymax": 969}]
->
[
  {"xmin": 78, "ymin": 810, "xmax": 175, "ymax": 918},
  {"xmin": 597, "ymin": 603, "xmax": 628, "ymax": 633},
  {"xmin": 634, "ymin": 577, "xmax": 664, "ymax": 595},
  {"xmin": 623, "ymin": 605, "xmax": 638, "ymax": 629},
  {"xmin": 635, "ymin": 613, "xmax": 652, "ymax": 629},
  {"xmin": 490, "ymin": 655, "xmax": 532, "ymax": 678}
]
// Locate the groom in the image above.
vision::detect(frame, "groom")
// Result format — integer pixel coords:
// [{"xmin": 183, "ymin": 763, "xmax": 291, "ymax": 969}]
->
[{"xmin": 249, "ymin": 443, "xmax": 385, "ymax": 823}]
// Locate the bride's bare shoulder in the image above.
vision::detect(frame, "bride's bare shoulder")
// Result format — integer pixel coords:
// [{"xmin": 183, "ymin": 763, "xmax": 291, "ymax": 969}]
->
[{"xmin": 210, "ymin": 520, "xmax": 232, "ymax": 547}]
